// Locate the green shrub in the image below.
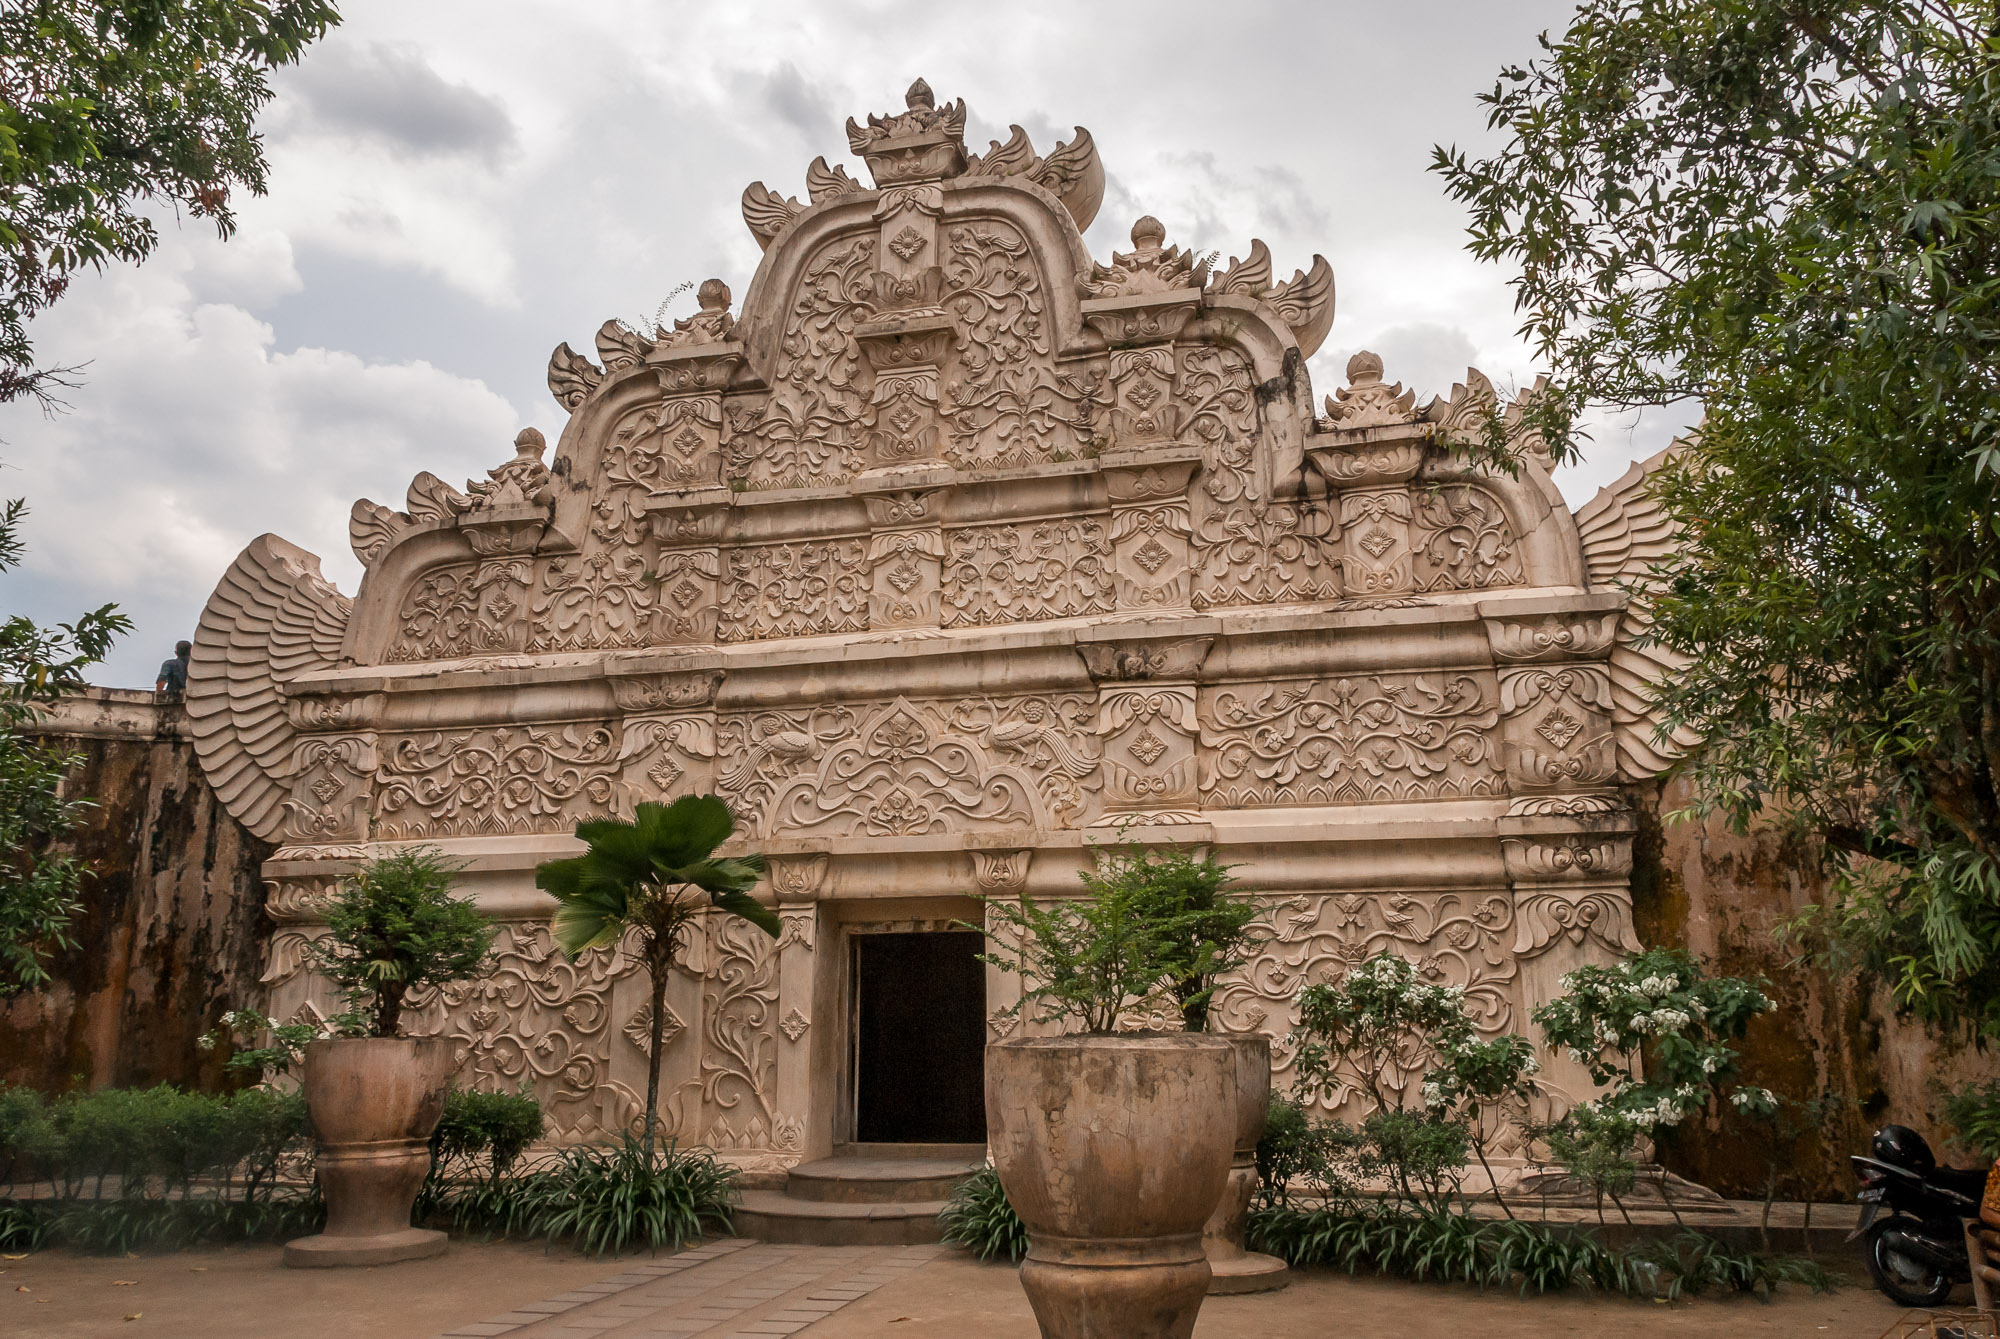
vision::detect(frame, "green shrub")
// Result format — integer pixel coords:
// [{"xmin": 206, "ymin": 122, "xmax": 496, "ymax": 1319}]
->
[
  {"xmin": 0, "ymin": 1083, "xmax": 315, "ymax": 1253},
  {"xmin": 510, "ymin": 1135, "xmax": 736, "ymax": 1255},
  {"xmin": 1245, "ymin": 1206, "xmax": 1834, "ymax": 1300},
  {"xmin": 1945, "ymin": 1080, "xmax": 2000, "ymax": 1161},
  {"xmin": 416, "ymin": 1087, "xmax": 546, "ymax": 1232},
  {"xmin": 939, "ymin": 1164, "xmax": 1028, "ymax": 1262}
]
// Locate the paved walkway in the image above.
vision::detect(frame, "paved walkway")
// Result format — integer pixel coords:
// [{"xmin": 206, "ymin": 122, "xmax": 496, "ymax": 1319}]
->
[{"xmin": 436, "ymin": 1240, "xmax": 946, "ymax": 1339}]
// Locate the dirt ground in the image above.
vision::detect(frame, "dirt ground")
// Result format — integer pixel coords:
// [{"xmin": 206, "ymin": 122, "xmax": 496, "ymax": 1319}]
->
[
  {"xmin": 0, "ymin": 1239, "xmax": 617, "ymax": 1339},
  {"xmin": 0, "ymin": 1239, "xmax": 1926, "ymax": 1338},
  {"xmin": 815, "ymin": 1253, "xmax": 1916, "ymax": 1338}
]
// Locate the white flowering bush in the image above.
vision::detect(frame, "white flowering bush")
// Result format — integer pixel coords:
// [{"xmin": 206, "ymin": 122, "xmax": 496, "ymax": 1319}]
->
[
  {"xmin": 1533, "ymin": 947, "xmax": 1773, "ymax": 1135},
  {"xmin": 1290, "ymin": 952, "xmax": 1539, "ymax": 1215},
  {"xmin": 1532, "ymin": 948, "xmax": 1773, "ymax": 1220}
]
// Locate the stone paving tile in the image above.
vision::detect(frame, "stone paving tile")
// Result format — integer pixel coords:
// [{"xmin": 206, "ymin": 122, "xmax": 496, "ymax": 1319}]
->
[{"xmin": 436, "ymin": 1241, "xmax": 945, "ymax": 1339}]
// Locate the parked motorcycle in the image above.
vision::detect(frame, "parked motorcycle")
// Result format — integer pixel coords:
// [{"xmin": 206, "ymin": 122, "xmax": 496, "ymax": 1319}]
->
[{"xmin": 1849, "ymin": 1124, "xmax": 1988, "ymax": 1306}]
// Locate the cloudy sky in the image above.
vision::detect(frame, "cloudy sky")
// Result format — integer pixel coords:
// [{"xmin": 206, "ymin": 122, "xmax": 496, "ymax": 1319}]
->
[{"xmin": 0, "ymin": 0, "xmax": 1689, "ymax": 687}]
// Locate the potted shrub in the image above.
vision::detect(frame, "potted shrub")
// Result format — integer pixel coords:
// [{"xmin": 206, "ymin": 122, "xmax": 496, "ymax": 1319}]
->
[
  {"xmin": 536, "ymin": 794, "xmax": 775, "ymax": 1163},
  {"xmin": 1124, "ymin": 848, "xmax": 1288, "ymax": 1293},
  {"xmin": 284, "ymin": 847, "xmax": 492, "ymax": 1267},
  {"xmin": 976, "ymin": 843, "xmax": 1251, "ymax": 1339}
]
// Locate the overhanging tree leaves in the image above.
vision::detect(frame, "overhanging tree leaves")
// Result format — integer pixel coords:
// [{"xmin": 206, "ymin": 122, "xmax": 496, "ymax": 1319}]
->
[
  {"xmin": 536, "ymin": 796, "xmax": 773, "ymax": 1160},
  {"xmin": 0, "ymin": 498, "xmax": 129, "ymax": 995},
  {"xmin": 1437, "ymin": 2, "xmax": 2000, "ymax": 1031},
  {"xmin": 0, "ymin": 0, "xmax": 341, "ymax": 406}
]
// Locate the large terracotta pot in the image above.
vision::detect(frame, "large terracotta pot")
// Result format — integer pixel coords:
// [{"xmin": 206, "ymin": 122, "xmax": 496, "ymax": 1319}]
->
[
  {"xmin": 1201, "ymin": 1034, "xmax": 1289, "ymax": 1294},
  {"xmin": 987, "ymin": 1034, "xmax": 1236, "ymax": 1339},
  {"xmin": 285, "ymin": 1036, "xmax": 456, "ymax": 1267}
]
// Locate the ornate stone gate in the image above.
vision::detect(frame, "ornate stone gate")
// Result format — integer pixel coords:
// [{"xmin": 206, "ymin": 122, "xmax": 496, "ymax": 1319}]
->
[{"xmin": 186, "ymin": 80, "xmax": 1678, "ymax": 1169}]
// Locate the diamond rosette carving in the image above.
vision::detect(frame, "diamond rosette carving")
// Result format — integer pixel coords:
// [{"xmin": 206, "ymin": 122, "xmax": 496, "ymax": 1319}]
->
[
  {"xmin": 887, "ymin": 225, "xmax": 928, "ymax": 261},
  {"xmin": 1359, "ymin": 526, "xmax": 1396, "ymax": 559},
  {"xmin": 1132, "ymin": 536, "xmax": 1172, "ymax": 575},
  {"xmin": 623, "ymin": 1000, "xmax": 685, "ymax": 1052},
  {"xmin": 1536, "ymin": 707, "xmax": 1584, "ymax": 751},
  {"xmin": 1128, "ymin": 728, "xmax": 1169, "ymax": 768},
  {"xmin": 780, "ymin": 1008, "xmax": 811, "ymax": 1043}
]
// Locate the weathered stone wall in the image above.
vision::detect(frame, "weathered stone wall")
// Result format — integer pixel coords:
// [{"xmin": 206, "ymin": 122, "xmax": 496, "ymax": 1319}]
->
[
  {"xmin": 0, "ymin": 688, "xmax": 271, "ymax": 1093},
  {"xmin": 1630, "ymin": 773, "xmax": 1990, "ymax": 1198}
]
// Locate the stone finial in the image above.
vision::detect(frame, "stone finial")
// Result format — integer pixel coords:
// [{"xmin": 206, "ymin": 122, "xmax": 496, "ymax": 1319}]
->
[
  {"xmin": 464, "ymin": 427, "xmax": 555, "ymax": 511},
  {"xmin": 1081, "ymin": 215, "xmax": 1204, "ymax": 298},
  {"xmin": 658, "ymin": 279, "xmax": 737, "ymax": 349},
  {"xmin": 845, "ymin": 78, "xmax": 968, "ymax": 186},
  {"xmin": 1321, "ymin": 350, "xmax": 1417, "ymax": 429}
]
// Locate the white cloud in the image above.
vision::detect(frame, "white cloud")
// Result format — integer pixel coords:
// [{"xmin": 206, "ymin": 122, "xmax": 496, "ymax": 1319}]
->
[
  {"xmin": 0, "ymin": 0, "xmax": 1707, "ymax": 686},
  {"xmin": 0, "ymin": 224, "xmax": 519, "ymax": 685}
]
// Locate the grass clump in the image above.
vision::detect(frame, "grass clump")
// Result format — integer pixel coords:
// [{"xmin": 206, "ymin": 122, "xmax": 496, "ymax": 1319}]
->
[
  {"xmin": 939, "ymin": 1164, "xmax": 1028, "ymax": 1262},
  {"xmin": 509, "ymin": 1135, "xmax": 736, "ymax": 1256}
]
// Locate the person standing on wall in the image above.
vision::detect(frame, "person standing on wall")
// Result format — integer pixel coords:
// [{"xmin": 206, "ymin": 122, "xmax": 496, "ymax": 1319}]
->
[{"xmin": 155, "ymin": 640, "xmax": 191, "ymax": 701}]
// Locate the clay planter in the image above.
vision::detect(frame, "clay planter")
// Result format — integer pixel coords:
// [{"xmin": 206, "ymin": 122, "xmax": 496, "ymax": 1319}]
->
[
  {"xmin": 1202, "ymin": 1034, "xmax": 1289, "ymax": 1294},
  {"xmin": 987, "ymin": 1034, "xmax": 1236, "ymax": 1339},
  {"xmin": 285, "ymin": 1037, "xmax": 456, "ymax": 1267}
]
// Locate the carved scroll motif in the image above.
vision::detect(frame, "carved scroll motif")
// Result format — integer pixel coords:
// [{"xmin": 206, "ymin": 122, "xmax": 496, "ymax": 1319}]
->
[
  {"xmin": 374, "ymin": 723, "xmax": 620, "ymax": 838},
  {"xmin": 1182, "ymin": 345, "xmax": 1337, "ymax": 609},
  {"xmin": 530, "ymin": 550, "xmax": 660, "ymax": 651},
  {"xmin": 717, "ymin": 541, "xmax": 870, "ymax": 643},
  {"xmin": 1208, "ymin": 893, "xmax": 1518, "ymax": 1114},
  {"xmin": 941, "ymin": 520, "xmax": 1114, "ymax": 628},
  {"xmin": 405, "ymin": 925, "xmax": 641, "ymax": 1139},
  {"xmin": 388, "ymin": 560, "xmax": 534, "ymax": 662},
  {"xmin": 763, "ymin": 697, "xmax": 1039, "ymax": 838},
  {"xmin": 737, "ymin": 237, "xmax": 876, "ymax": 489},
  {"xmin": 941, "ymin": 221, "xmax": 1092, "ymax": 466},
  {"xmin": 1411, "ymin": 485, "xmax": 1524, "ymax": 592},
  {"xmin": 693, "ymin": 916, "xmax": 780, "ymax": 1154},
  {"xmin": 1200, "ymin": 674, "xmax": 1504, "ymax": 807}
]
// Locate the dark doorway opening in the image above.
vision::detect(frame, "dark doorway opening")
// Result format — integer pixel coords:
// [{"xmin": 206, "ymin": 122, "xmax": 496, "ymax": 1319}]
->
[{"xmin": 852, "ymin": 931, "xmax": 987, "ymax": 1144}]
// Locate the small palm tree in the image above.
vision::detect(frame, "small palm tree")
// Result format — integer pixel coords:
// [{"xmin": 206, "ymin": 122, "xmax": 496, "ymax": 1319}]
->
[{"xmin": 536, "ymin": 795, "xmax": 775, "ymax": 1159}]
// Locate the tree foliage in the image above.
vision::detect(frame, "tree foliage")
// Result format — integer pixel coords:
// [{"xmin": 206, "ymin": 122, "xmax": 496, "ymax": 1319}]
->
[
  {"xmin": 1438, "ymin": 1, "xmax": 2000, "ymax": 1033},
  {"xmin": 976, "ymin": 843, "xmax": 1260, "ymax": 1035},
  {"xmin": 0, "ymin": 498, "xmax": 127, "ymax": 995},
  {"xmin": 535, "ymin": 795, "xmax": 772, "ymax": 1157},
  {"xmin": 0, "ymin": 0, "xmax": 339, "ymax": 405},
  {"xmin": 311, "ymin": 847, "xmax": 492, "ymax": 1039}
]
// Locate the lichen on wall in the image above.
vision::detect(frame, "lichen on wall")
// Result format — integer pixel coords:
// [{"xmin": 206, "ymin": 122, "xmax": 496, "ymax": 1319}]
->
[
  {"xmin": 1628, "ymin": 773, "xmax": 1992, "ymax": 1198},
  {"xmin": 0, "ymin": 688, "xmax": 270, "ymax": 1093}
]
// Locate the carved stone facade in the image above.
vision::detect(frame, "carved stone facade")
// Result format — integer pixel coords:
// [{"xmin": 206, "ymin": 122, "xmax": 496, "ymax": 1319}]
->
[{"xmin": 186, "ymin": 81, "xmax": 1684, "ymax": 1167}]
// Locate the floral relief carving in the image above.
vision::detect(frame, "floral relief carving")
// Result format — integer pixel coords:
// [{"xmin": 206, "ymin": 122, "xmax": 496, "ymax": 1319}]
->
[
  {"xmin": 1410, "ymin": 485, "xmax": 1524, "ymax": 591},
  {"xmin": 1209, "ymin": 893, "xmax": 1518, "ymax": 1114},
  {"xmin": 941, "ymin": 221, "xmax": 1092, "ymax": 466},
  {"xmin": 389, "ymin": 560, "xmax": 534, "ymax": 662},
  {"xmin": 1513, "ymin": 888, "xmax": 1642, "ymax": 958},
  {"xmin": 737, "ymin": 236, "xmax": 876, "ymax": 489},
  {"xmin": 530, "ymin": 550, "xmax": 661, "ymax": 651},
  {"xmin": 715, "ymin": 706, "xmax": 858, "ymax": 835},
  {"xmin": 1200, "ymin": 674, "xmax": 1504, "ymax": 807},
  {"xmin": 941, "ymin": 520, "xmax": 1114, "ymax": 627},
  {"xmin": 717, "ymin": 540, "xmax": 870, "ymax": 643},
  {"xmin": 405, "ymin": 924, "xmax": 642, "ymax": 1140},
  {"xmin": 375, "ymin": 723, "xmax": 620, "ymax": 838},
  {"xmin": 692, "ymin": 915, "xmax": 781, "ymax": 1153},
  {"xmin": 1181, "ymin": 345, "xmax": 1338, "ymax": 609},
  {"xmin": 1498, "ymin": 665, "xmax": 1619, "ymax": 792},
  {"xmin": 283, "ymin": 736, "xmax": 374, "ymax": 842},
  {"xmin": 618, "ymin": 715, "xmax": 717, "ymax": 807},
  {"xmin": 764, "ymin": 697, "xmax": 1040, "ymax": 838}
]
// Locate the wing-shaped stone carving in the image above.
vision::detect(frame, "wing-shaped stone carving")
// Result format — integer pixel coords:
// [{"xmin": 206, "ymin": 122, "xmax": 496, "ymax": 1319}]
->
[
  {"xmin": 741, "ymin": 181, "xmax": 804, "ymax": 250},
  {"xmin": 1209, "ymin": 240, "xmax": 1335, "ymax": 357},
  {"xmin": 1573, "ymin": 445, "xmax": 1698, "ymax": 779},
  {"xmin": 963, "ymin": 124, "xmax": 1103, "ymax": 231},
  {"xmin": 804, "ymin": 155, "xmax": 864, "ymax": 204},
  {"xmin": 186, "ymin": 535, "xmax": 353, "ymax": 842},
  {"xmin": 349, "ymin": 498, "xmax": 408, "ymax": 568},
  {"xmin": 547, "ymin": 340, "xmax": 604, "ymax": 410}
]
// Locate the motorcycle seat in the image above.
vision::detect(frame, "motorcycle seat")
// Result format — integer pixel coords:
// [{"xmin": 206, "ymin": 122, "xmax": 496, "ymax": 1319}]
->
[{"xmin": 1936, "ymin": 1165, "xmax": 1990, "ymax": 1201}]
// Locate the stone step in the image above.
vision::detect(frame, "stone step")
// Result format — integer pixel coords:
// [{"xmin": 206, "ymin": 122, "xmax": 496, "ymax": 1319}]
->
[
  {"xmin": 733, "ymin": 1189, "xmax": 953, "ymax": 1246},
  {"xmin": 786, "ymin": 1154, "xmax": 985, "ymax": 1204}
]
